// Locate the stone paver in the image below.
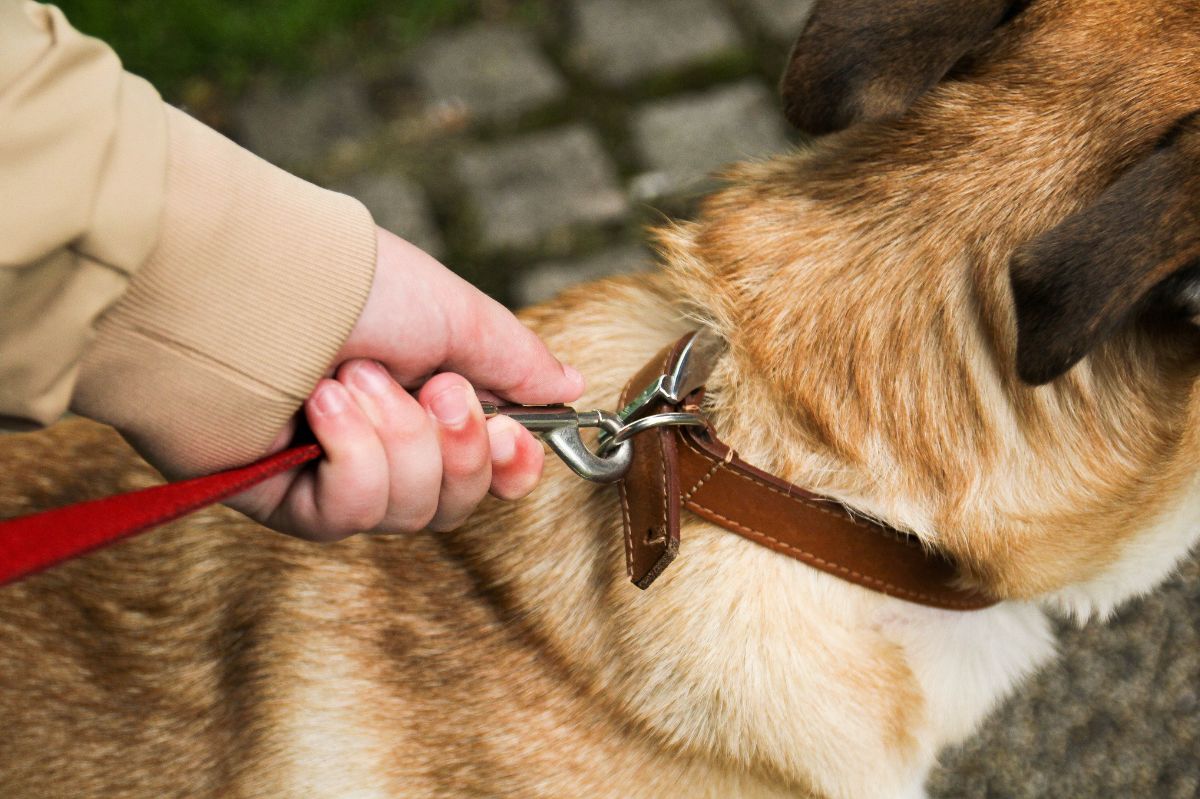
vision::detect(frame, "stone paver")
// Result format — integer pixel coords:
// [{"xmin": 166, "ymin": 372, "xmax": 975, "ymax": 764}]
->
[
  {"xmin": 930, "ymin": 559, "xmax": 1200, "ymax": 798},
  {"xmin": 338, "ymin": 172, "xmax": 444, "ymax": 259},
  {"xmin": 515, "ymin": 244, "xmax": 649, "ymax": 306},
  {"xmin": 454, "ymin": 125, "xmax": 627, "ymax": 253},
  {"xmin": 630, "ymin": 80, "xmax": 791, "ymax": 199},
  {"xmin": 236, "ymin": 74, "xmax": 374, "ymax": 169},
  {"xmin": 567, "ymin": 0, "xmax": 744, "ymax": 87},
  {"xmin": 412, "ymin": 24, "xmax": 566, "ymax": 125},
  {"xmin": 743, "ymin": 0, "xmax": 815, "ymax": 41}
]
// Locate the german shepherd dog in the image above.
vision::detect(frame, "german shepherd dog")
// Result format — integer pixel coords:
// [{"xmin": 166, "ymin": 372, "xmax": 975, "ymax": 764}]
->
[{"xmin": 3, "ymin": 1, "xmax": 1199, "ymax": 796}]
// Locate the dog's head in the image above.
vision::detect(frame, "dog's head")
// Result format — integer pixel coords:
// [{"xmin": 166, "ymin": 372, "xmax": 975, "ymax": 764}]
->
[
  {"xmin": 662, "ymin": 0, "xmax": 1200, "ymax": 616},
  {"xmin": 781, "ymin": 0, "xmax": 1200, "ymax": 385}
]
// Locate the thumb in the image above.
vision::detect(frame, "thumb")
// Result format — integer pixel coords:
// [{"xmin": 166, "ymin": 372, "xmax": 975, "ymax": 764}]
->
[
  {"xmin": 444, "ymin": 287, "xmax": 585, "ymax": 404},
  {"xmin": 341, "ymin": 228, "xmax": 585, "ymax": 404}
]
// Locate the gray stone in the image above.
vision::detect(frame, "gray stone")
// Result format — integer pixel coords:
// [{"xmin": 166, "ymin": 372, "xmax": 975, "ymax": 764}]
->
[
  {"xmin": 236, "ymin": 74, "xmax": 375, "ymax": 169},
  {"xmin": 454, "ymin": 126, "xmax": 628, "ymax": 253},
  {"xmin": 630, "ymin": 81, "xmax": 791, "ymax": 199},
  {"xmin": 515, "ymin": 244, "xmax": 649, "ymax": 306},
  {"xmin": 412, "ymin": 24, "xmax": 566, "ymax": 124},
  {"xmin": 930, "ymin": 557, "xmax": 1200, "ymax": 797},
  {"xmin": 568, "ymin": 0, "xmax": 743, "ymax": 87},
  {"xmin": 338, "ymin": 172, "xmax": 444, "ymax": 259},
  {"xmin": 743, "ymin": 0, "xmax": 815, "ymax": 41}
]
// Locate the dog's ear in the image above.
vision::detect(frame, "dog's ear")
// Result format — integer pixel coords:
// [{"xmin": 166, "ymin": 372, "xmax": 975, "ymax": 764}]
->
[
  {"xmin": 1010, "ymin": 118, "xmax": 1200, "ymax": 384},
  {"xmin": 780, "ymin": 0, "xmax": 1022, "ymax": 134}
]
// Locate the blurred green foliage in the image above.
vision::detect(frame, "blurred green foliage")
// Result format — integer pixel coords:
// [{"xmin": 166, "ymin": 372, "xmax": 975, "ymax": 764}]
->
[{"xmin": 56, "ymin": 0, "xmax": 473, "ymax": 99}]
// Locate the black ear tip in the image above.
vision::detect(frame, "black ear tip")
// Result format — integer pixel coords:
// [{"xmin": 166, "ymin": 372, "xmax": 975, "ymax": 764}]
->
[
  {"xmin": 1015, "ymin": 346, "xmax": 1078, "ymax": 385},
  {"xmin": 1011, "ymin": 250, "xmax": 1086, "ymax": 385},
  {"xmin": 781, "ymin": 75, "xmax": 914, "ymax": 135},
  {"xmin": 778, "ymin": 49, "xmax": 859, "ymax": 136},
  {"xmin": 779, "ymin": 93, "xmax": 812, "ymax": 133},
  {"xmin": 780, "ymin": 93, "xmax": 853, "ymax": 136}
]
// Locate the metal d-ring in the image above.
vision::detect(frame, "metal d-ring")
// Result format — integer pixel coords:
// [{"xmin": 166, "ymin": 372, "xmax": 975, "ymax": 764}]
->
[
  {"xmin": 597, "ymin": 329, "xmax": 724, "ymax": 452},
  {"xmin": 597, "ymin": 412, "xmax": 707, "ymax": 456}
]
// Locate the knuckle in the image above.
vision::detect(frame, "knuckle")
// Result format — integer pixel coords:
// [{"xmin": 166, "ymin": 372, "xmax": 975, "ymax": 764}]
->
[
  {"xmin": 490, "ymin": 430, "xmax": 543, "ymax": 500},
  {"xmin": 376, "ymin": 517, "xmax": 421, "ymax": 535},
  {"xmin": 385, "ymin": 397, "xmax": 435, "ymax": 444},
  {"xmin": 316, "ymin": 526, "xmax": 358, "ymax": 543},
  {"xmin": 488, "ymin": 334, "xmax": 539, "ymax": 397},
  {"xmin": 378, "ymin": 455, "xmax": 443, "ymax": 533},
  {"xmin": 408, "ymin": 501, "xmax": 441, "ymax": 533},
  {"xmin": 442, "ymin": 438, "xmax": 491, "ymax": 479},
  {"xmin": 425, "ymin": 517, "xmax": 456, "ymax": 534},
  {"xmin": 327, "ymin": 497, "xmax": 387, "ymax": 537},
  {"xmin": 383, "ymin": 479, "xmax": 441, "ymax": 534},
  {"xmin": 309, "ymin": 519, "xmax": 357, "ymax": 542},
  {"xmin": 426, "ymin": 501, "xmax": 474, "ymax": 533}
]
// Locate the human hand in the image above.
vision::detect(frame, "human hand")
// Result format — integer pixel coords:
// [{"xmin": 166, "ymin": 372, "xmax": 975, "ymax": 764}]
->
[{"xmin": 230, "ymin": 228, "xmax": 584, "ymax": 540}]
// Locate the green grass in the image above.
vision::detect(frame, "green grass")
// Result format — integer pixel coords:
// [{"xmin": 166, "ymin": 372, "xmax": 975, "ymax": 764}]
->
[{"xmin": 57, "ymin": 0, "xmax": 474, "ymax": 100}]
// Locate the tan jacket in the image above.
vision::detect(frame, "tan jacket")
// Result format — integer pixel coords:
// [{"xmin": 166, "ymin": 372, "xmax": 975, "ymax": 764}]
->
[{"xmin": 0, "ymin": 1, "xmax": 376, "ymax": 476}]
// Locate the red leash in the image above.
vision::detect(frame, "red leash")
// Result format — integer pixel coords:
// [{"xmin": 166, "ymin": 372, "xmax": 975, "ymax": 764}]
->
[{"xmin": 0, "ymin": 443, "xmax": 321, "ymax": 586}]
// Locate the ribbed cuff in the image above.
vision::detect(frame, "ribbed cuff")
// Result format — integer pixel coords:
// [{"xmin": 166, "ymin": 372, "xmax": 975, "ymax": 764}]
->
[{"xmin": 72, "ymin": 106, "xmax": 376, "ymax": 477}]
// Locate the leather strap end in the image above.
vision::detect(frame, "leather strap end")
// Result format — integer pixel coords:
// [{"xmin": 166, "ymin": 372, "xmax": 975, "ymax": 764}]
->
[
  {"xmin": 617, "ymin": 339, "xmax": 690, "ymax": 589},
  {"xmin": 619, "ymin": 425, "xmax": 681, "ymax": 589}
]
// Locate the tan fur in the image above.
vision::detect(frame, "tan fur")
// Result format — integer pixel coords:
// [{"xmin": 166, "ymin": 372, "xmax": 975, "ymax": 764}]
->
[{"xmin": 3, "ymin": 1, "xmax": 1200, "ymax": 796}]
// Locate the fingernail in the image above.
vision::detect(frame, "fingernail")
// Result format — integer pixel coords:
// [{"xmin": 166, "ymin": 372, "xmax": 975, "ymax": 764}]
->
[
  {"xmin": 430, "ymin": 385, "xmax": 471, "ymax": 428},
  {"xmin": 313, "ymin": 383, "xmax": 346, "ymax": 416},
  {"xmin": 352, "ymin": 361, "xmax": 391, "ymax": 396},
  {"xmin": 489, "ymin": 422, "xmax": 517, "ymax": 465}
]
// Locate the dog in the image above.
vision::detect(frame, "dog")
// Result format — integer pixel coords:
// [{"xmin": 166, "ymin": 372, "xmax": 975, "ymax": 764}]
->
[{"xmin": 3, "ymin": 0, "xmax": 1199, "ymax": 796}]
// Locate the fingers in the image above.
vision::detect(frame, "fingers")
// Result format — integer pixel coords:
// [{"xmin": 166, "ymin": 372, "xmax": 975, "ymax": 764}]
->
[
  {"xmin": 342, "ymin": 360, "xmax": 442, "ymax": 532},
  {"xmin": 257, "ymin": 362, "xmax": 548, "ymax": 542},
  {"xmin": 267, "ymin": 378, "xmax": 392, "ymax": 541},
  {"xmin": 446, "ymin": 286, "xmax": 586, "ymax": 405},
  {"xmin": 417, "ymin": 374, "xmax": 549, "ymax": 529},
  {"xmin": 486, "ymin": 414, "xmax": 545, "ymax": 501},
  {"xmin": 266, "ymin": 361, "xmax": 446, "ymax": 541},
  {"xmin": 418, "ymin": 373, "xmax": 492, "ymax": 532}
]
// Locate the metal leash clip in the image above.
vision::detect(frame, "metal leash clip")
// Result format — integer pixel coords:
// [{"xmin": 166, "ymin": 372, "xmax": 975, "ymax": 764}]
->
[
  {"xmin": 481, "ymin": 330, "xmax": 723, "ymax": 484},
  {"xmin": 481, "ymin": 403, "xmax": 633, "ymax": 483}
]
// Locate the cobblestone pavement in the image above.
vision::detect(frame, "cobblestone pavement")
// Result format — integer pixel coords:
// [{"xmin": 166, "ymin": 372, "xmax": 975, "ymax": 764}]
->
[
  {"xmin": 228, "ymin": 2, "xmax": 1198, "ymax": 795},
  {"xmin": 232, "ymin": 0, "xmax": 802, "ymax": 305}
]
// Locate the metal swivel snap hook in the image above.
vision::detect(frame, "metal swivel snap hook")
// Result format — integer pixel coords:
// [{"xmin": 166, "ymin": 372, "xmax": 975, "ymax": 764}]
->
[{"xmin": 481, "ymin": 403, "xmax": 633, "ymax": 483}]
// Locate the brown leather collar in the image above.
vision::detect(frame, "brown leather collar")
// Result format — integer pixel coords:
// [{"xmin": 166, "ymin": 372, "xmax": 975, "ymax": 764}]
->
[{"xmin": 617, "ymin": 333, "xmax": 997, "ymax": 611}]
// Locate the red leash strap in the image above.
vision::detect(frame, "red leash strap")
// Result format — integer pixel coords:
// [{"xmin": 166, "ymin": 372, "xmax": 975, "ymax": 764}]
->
[{"xmin": 0, "ymin": 443, "xmax": 322, "ymax": 587}]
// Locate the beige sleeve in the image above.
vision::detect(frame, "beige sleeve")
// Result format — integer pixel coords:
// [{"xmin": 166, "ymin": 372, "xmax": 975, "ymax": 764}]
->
[
  {"xmin": 0, "ymin": 0, "xmax": 165, "ymax": 431},
  {"xmin": 0, "ymin": 2, "xmax": 377, "ymax": 476}
]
